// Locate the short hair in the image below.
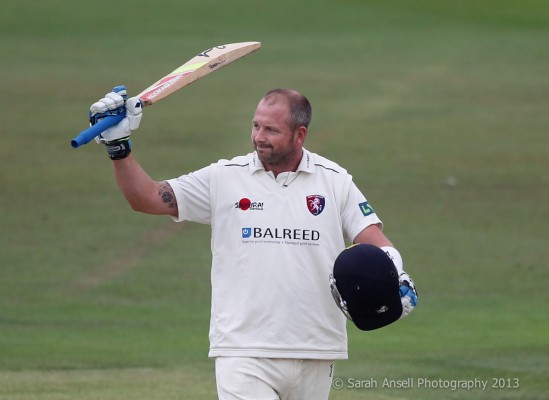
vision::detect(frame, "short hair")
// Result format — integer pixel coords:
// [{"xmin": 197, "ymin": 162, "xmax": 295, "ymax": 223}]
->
[{"xmin": 261, "ymin": 88, "xmax": 312, "ymax": 131}]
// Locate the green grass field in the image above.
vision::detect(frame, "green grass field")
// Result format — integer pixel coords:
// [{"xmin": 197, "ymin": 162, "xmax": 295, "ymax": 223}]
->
[{"xmin": 1, "ymin": 0, "xmax": 548, "ymax": 398}]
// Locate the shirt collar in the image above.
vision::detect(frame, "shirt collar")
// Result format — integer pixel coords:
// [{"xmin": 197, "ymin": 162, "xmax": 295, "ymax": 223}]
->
[{"xmin": 249, "ymin": 148, "xmax": 315, "ymax": 174}]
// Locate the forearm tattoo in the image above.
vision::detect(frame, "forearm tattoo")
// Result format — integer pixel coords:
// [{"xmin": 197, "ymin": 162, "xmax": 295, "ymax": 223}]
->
[{"xmin": 158, "ymin": 181, "xmax": 177, "ymax": 209}]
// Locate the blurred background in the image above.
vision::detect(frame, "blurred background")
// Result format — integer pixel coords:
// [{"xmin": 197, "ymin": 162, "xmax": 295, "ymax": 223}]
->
[{"xmin": 1, "ymin": 0, "xmax": 548, "ymax": 399}]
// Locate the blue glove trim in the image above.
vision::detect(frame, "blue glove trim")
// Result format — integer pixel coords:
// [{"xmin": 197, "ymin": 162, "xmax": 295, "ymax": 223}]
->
[
  {"xmin": 399, "ymin": 285, "xmax": 418, "ymax": 307},
  {"xmin": 112, "ymin": 85, "xmax": 127, "ymax": 100}
]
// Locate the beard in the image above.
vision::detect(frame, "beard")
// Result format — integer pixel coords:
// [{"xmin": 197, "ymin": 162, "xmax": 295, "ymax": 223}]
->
[{"xmin": 254, "ymin": 141, "xmax": 303, "ymax": 171}]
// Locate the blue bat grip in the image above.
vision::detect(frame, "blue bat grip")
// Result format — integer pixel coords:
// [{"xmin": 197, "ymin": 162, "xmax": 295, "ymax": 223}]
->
[{"xmin": 71, "ymin": 112, "xmax": 126, "ymax": 148}]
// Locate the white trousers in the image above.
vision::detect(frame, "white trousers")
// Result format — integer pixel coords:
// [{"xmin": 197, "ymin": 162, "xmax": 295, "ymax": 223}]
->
[{"xmin": 215, "ymin": 357, "xmax": 335, "ymax": 400}]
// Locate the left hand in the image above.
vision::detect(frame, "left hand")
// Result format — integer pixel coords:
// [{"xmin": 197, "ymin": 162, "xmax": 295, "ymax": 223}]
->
[{"xmin": 399, "ymin": 272, "xmax": 418, "ymax": 318}]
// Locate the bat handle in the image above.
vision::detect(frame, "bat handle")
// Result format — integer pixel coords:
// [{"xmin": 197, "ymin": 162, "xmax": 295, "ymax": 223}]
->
[{"xmin": 70, "ymin": 113, "xmax": 126, "ymax": 148}]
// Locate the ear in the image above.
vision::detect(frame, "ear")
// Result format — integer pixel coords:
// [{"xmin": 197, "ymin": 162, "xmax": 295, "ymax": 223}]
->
[{"xmin": 294, "ymin": 126, "xmax": 308, "ymax": 145}]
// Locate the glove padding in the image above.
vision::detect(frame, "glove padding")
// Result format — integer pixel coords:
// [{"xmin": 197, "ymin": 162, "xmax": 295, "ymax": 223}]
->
[
  {"xmin": 89, "ymin": 86, "xmax": 143, "ymax": 143},
  {"xmin": 399, "ymin": 272, "xmax": 418, "ymax": 318}
]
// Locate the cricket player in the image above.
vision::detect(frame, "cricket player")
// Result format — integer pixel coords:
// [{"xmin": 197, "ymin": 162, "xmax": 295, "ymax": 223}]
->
[{"xmin": 89, "ymin": 88, "xmax": 418, "ymax": 399}]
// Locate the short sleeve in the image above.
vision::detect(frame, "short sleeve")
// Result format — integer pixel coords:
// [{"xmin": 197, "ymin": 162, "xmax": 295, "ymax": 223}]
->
[
  {"xmin": 167, "ymin": 165, "xmax": 212, "ymax": 224},
  {"xmin": 340, "ymin": 178, "xmax": 383, "ymax": 243}
]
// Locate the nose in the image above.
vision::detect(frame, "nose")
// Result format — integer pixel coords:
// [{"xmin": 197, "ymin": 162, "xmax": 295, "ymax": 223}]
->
[{"xmin": 252, "ymin": 127, "xmax": 267, "ymax": 144}]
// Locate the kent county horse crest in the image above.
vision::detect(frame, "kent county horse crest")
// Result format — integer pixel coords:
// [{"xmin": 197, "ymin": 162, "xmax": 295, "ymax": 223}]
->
[{"xmin": 306, "ymin": 195, "xmax": 325, "ymax": 216}]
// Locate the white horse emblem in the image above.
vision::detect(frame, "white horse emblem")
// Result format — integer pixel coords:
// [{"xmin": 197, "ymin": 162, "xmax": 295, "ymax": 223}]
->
[{"xmin": 306, "ymin": 195, "xmax": 325, "ymax": 216}]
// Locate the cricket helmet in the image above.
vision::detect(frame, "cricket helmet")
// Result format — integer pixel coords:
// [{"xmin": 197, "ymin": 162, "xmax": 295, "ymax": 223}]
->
[{"xmin": 330, "ymin": 244, "xmax": 402, "ymax": 331}]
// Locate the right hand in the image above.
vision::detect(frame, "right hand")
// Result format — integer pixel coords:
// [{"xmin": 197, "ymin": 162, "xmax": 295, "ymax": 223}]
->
[
  {"xmin": 399, "ymin": 272, "xmax": 418, "ymax": 318},
  {"xmin": 89, "ymin": 85, "xmax": 143, "ymax": 143}
]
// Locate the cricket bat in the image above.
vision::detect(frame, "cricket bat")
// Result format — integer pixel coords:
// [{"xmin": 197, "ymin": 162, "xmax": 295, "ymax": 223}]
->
[{"xmin": 71, "ymin": 41, "xmax": 261, "ymax": 148}]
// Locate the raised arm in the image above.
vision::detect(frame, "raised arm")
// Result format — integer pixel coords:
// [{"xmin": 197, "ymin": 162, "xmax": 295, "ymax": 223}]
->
[
  {"xmin": 112, "ymin": 155, "xmax": 178, "ymax": 217},
  {"xmin": 88, "ymin": 86, "xmax": 178, "ymax": 217}
]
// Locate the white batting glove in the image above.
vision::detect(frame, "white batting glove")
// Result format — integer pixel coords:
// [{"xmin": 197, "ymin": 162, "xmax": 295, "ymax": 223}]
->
[
  {"xmin": 380, "ymin": 246, "xmax": 418, "ymax": 318},
  {"xmin": 399, "ymin": 272, "xmax": 418, "ymax": 318},
  {"xmin": 99, "ymin": 96, "xmax": 142, "ymax": 142},
  {"xmin": 89, "ymin": 87, "xmax": 143, "ymax": 143}
]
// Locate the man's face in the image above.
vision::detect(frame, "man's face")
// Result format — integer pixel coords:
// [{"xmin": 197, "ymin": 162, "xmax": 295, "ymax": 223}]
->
[{"xmin": 251, "ymin": 98, "xmax": 305, "ymax": 171}]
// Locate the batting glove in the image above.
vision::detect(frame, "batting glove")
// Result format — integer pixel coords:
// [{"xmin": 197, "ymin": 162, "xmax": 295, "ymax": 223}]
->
[
  {"xmin": 399, "ymin": 272, "xmax": 418, "ymax": 318},
  {"xmin": 89, "ymin": 85, "xmax": 143, "ymax": 160}
]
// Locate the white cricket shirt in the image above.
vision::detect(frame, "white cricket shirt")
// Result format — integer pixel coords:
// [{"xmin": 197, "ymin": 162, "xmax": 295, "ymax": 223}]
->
[{"xmin": 167, "ymin": 149, "xmax": 382, "ymax": 360}]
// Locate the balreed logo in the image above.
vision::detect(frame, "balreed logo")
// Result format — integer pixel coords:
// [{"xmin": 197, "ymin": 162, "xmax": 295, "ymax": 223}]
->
[{"xmin": 242, "ymin": 227, "xmax": 320, "ymax": 241}]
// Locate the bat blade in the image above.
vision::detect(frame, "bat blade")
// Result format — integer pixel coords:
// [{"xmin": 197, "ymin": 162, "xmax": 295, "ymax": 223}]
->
[
  {"xmin": 71, "ymin": 41, "xmax": 261, "ymax": 148},
  {"xmin": 138, "ymin": 41, "xmax": 261, "ymax": 106}
]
